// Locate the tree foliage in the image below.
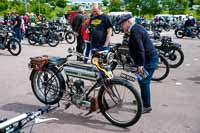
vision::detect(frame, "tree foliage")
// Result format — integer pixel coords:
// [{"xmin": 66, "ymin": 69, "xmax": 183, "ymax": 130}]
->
[
  {"xmin": 109, "ymin": 0, "xmax": 123, "ymax": 12},
  {"xmin": 55, "ymin": 0, "xmax": 66, "ymax": 8},
  {"xmin": 127, "ymin": 0, "xmax": 162, "ymax": 16},
  {"xmin": 103, "ymin": 0, "xmax": 109, "ymax": 7}
]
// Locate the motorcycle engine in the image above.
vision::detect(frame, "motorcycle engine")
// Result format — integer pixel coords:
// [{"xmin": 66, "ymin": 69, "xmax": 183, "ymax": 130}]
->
[{"xmin": 71, "ymin": 79, "xmax": 91, "ymax": 110}]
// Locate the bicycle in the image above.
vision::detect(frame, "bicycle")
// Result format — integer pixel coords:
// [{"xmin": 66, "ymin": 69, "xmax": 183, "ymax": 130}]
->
[{"xmin": 0, "ymin": 105, "xmax": 58, "ymax": 133}]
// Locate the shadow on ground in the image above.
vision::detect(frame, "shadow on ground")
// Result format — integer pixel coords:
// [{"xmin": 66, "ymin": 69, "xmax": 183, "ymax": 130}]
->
[
  {"xmin": 0, "ymin": 102, "xmax": 131, "ymax": 132},
  {"xmin": 186, "ymin": 76, "xmax": 200, "ymax": 84}
]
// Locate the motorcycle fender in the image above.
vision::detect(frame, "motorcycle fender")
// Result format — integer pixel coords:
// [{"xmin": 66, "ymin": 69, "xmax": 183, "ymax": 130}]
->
[
  {"xmin": 30, "ymin": 70, "xmax": 36, "ymax": 80},
  {"xmin": 171, "ymin": 43, "xmax": 181, "ymax": 48},
  {"xmin": 8, "ymin": 38, "xmax": 20, "ymax": 44}
]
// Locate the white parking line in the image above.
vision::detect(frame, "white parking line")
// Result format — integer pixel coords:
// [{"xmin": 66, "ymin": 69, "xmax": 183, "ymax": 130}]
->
[
  {"xmin": 185, "ymin": 64, "xmax": 191, "ymax": 66},
  {"xmin": 175, "ymin": 82, "xmax": 182, "ymax": 86},
  {"xmin": 193, "ymin": 58, "xmax": 199, "ymax": 61}
]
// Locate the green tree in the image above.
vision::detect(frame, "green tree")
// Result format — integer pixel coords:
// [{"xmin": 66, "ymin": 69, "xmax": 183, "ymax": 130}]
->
[
  {"xmin": 0, "ymin": 1, "xmax": 8, "ymax": 12},
  {"xmin": 55, "ymin": 0, "xmax": 66, "ymax": 8},
  {"xmin": 162, "ymin": 0, "xmax": 189, "ymax": 14},
  {"xmin": 103, "ymin": 0, "xmax": 109, "ymax": 6},
  {"xmin": 109, "ymin": 0, "xmax": 123, "ymax": 12},
  {"xmin": 127, "ymin": 0, "xmax": 161, "ymax": 16}
]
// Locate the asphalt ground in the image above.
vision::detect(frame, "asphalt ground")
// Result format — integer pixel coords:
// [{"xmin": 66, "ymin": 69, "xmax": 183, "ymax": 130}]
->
[{"xmin": 0, "ymin": 31, "xmax": 200, "ymax": 133}]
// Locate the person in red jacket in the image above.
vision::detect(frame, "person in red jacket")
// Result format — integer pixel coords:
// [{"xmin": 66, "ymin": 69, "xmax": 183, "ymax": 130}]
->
[{"xmin": 81, "ymin": 16, "xmax": 91, "ymax": 63}]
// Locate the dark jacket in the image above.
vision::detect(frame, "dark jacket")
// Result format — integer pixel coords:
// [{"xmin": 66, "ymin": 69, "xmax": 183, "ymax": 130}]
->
[
  {"xmin": 128, "ymin": 24, "xmax": 157, "ymax": 66},
  {"xmin": 71, "ymin": 13, "xmax": 86, "ymax": 33}
]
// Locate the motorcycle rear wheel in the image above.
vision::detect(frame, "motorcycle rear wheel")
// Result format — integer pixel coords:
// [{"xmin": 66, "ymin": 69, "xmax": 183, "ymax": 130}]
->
[{"xmin": 31, "ymin": 68, "xmax": 65, "ymax": 105}]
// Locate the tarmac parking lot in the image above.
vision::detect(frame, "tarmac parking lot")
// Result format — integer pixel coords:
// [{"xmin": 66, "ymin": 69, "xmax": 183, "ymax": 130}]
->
[{"xmin": 0, "ymin": 31, "xmax": 200, "ymax": 133}]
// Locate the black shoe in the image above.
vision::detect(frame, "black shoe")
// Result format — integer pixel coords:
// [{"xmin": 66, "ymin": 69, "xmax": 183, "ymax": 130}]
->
[{"xmin": 143, "ymin": 107, "xmax": 152, "ymax": 114}]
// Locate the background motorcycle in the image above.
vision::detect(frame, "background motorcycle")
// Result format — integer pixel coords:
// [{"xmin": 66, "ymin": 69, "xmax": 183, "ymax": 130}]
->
[{"xmin": 0, "ymin": 25, "xmax": 21, "ymax": 56}]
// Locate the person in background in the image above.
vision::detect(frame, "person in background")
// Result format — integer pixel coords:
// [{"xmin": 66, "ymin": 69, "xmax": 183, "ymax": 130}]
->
[
  {"xmin": 71, "ymin": 6, "xmax": 86, "ymax": 61},
  {"xmin": 184, "ymin": 15, "xmax": 194, "ymax": 38},
  {"xmin": 29, "ymin": 13, "xmax": 36, "ymax": 26},
  {"xmin": 14, "ymin": 14, "xmax": 22, "ymax": 43},
  {"xmin": 118, "ymin": 14, "xmax": 158, "ymax": 113},
  {"xmin": 81, "ymin": 16, "xmax": 91, "ymax": 64},
  {"xmin": 23, "ymin": 13, "xmax": 29, "ymax": 26},
  {"xmin": 89, "ymin": 3, "xmax": 112, "ymax": 51}
]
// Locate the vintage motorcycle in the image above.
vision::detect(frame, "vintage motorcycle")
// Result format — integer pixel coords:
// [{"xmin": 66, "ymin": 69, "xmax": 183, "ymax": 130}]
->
[
  {"xmin": 175, "ymin": 25, "xmax": 200, "ymax": 39},
  {"xmin": 28, "ymin": 26, "xmax": 60, "ymax": 47},
  {"xmin": 110, "ymin": 34, "xmax": 170, "ymax": 81},
  {"xmin": 0, "ymin": 26, "xmax": 21, "ymax": 56},
  {"xmin": 153, "ymin": 36, "xmax": 184, "ymax": 68},
  {"xmin": 28, "ymin": 47, "xmax": 143, "ymax": 128}
]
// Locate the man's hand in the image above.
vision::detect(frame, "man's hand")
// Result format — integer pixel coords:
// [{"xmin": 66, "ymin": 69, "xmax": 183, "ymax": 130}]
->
[{"xmin": 137, "ymin": 66, "xmax": 144, "ymax": 74}]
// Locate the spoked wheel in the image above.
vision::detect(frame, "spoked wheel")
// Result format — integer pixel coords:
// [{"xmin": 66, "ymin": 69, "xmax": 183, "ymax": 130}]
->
[
  {"xmin": 8, "ymin": 39, "xmax": 21, "ymax": 56},
  {"xmin": 28, "ymin": 33, "xmax": 37, "ymax": 45},
  {"xmin": 98, "ymin": 78, "xmax": 142, "ymax": 128},
  {"xmin": 196, "ymin": 32, "xmax": 200, "ymax": 39},
  {"xmin": 167, "ymin": 48, "xmax": 184, "ymax": 68},
  {"xmin": 65, "ymin": 31, "xmax": 75, "ymax": 44},
  {"xmin": 114, "ymin": 25, "xmax": 121, "ymax": 34},
  {"xmin": 175, "ymin": 30, "xmax": 184, "ymax": 38},
  {"xmin": 47, "ymin": 34, "xmax": 60, "ymax": 47},
  {"xmin": 152, "ymin": 55, "xmax": 170, "ymax": 81},
  {"xmin": 31, "ymin": 68, "xmax": 65, "ymax": 105}
]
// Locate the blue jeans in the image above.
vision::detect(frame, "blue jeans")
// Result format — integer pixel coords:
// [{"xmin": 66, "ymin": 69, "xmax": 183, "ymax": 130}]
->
[
  {"xmin": 14, "ymin": 27, "xmax": 22, "ymax": 42},
  {"xmin": 84, "ymin": 42, "xmax": 92, "ymax": 63},
  {"xmin": 184, "ymin": 27, "xmax": 192, "ymax": 37},
  {"xmin": 91, "ymin": 44, "xmax": 110, "ymax": 52},
  {"xmin": 138, "ymin": 53, "xmax": 158, "ymax": 108}
]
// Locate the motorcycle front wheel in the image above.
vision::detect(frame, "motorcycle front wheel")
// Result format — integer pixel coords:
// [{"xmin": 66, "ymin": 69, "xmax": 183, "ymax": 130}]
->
[
  {"xmin": 65, "ymin": 31, "xmax": 75, "ymax": 44},
  {"xmin": 152, "ymin": 55, "xmax": 170, "ymax": 81},
  {"xmin": 47, "ymin": 34, "xmax": 60, "ymax": 47},
  {"xmin": 98, "ymin": 78, "xmax": 142, "ymax": 128},
  {"xmin": 175, "ymin": 30, "xmax": 184, "ymax": 38},
  {"xmin": 167, "ymin": 48, "xmax": 184, "ymax": 68},
  {"xmin": 8, "ymin": 38, "xmax": 21, "ymax": 56}
]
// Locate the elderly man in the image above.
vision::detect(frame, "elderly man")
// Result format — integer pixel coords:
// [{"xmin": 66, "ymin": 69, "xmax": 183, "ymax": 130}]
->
[
  {"xmin": 89, "ymin": 3, "xmax": 112, "ymax": 50},
  {"xmin": 118, "ymin": 14, "xmax": 158, "ymax": 113}
]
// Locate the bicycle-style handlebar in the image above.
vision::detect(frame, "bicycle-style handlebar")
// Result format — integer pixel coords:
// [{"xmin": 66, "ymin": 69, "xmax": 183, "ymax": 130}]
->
[{"xmin": 0, "ymin": 105, "xmax": 52, "ymax": 130}]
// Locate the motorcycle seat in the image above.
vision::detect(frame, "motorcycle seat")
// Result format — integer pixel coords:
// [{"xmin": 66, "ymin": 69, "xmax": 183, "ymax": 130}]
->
[{"xmin": 48, "ymin": 56, "xmax": 66, "ymax": 66}]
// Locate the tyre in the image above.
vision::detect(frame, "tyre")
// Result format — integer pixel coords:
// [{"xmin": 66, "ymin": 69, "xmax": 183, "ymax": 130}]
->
[
  {"xmin": 152, "ymin": 55, "xmax": 170, "ymax": 81},
  {"xmin": 8, "ymin": 38, "xmax": 21, "ymax": 56},
  {"xmin": 98, "ymin": 78, "xmax": 142, "ymax": 127},
  {"xmin": 167, "ymin": 48, "xmax": 184, "ymax": 68},
  {"xmin": 47, "ymin": 34, "xmax": 60, "ymax": 47},
  {"xmin": 31, "ymin": 67, "xmax": 65, "ymax": 105},
  {"xmin": 28, "ymin": 33, "xmax": 37, "ymax": 45},
  {"xmin": 114, "ymin": 26, "xmax": 121, "ymax": 34},
  {"xmin": 175, "ymin": 30, "xmax": 184, "ymax": 38},
  {"xmin": 196, "ymin": 31, "xmax": 200, "ymax": 39},
  {"xmin": 65, "ymin": 31, "xmax": 75, "ymax": 44},
  {"xmin": 164, "ymin": 25, "xmax": 170, "ymax": 32}
]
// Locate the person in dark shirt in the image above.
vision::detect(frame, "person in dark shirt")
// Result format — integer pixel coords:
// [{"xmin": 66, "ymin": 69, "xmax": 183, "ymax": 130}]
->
[
  {"xmin": 71, "ymin": 7, "xmax": 86, "ymax": 61},
  {"xmin": 14, "ymin": 15, "xmax": 22, "ymax": 43},
  {"xmin": 89, "ymin": 3, "xmax": 112, "ymax": 50},
  {"xmin": 118, "ymin": 14, "xmax": 158, "ymax": 113}
]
